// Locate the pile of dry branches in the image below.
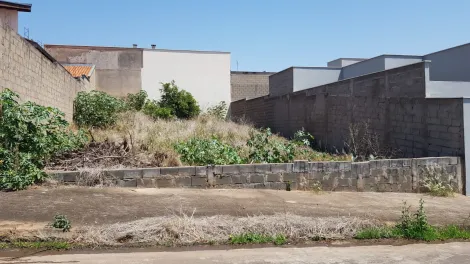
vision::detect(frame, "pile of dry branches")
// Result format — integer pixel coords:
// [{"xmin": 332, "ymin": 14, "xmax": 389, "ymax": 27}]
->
[{"xmin": 45, "ymin": 141, "xmax": 165, "ymax": 171}]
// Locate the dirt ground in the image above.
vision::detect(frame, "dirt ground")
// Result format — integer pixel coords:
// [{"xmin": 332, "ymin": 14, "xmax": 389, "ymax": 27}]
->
[{"xmin": 1, "ymin": 187, "xmax": 470, "ymax": 230}]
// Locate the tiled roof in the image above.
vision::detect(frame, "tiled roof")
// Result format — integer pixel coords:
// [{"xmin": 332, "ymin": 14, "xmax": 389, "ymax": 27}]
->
[{"xmin": 63, "ymin": 64, "xmax": 94, "ymax": 78}]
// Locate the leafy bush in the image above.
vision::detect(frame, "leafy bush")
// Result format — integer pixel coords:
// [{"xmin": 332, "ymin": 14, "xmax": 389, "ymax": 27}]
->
[
  {"xmin": 73, "ymin": 90, "xmax": 127, "ymax": 129},
  {"xmin": 0, "ymin": 89, "xmax": 87, "ymax": 191},
  {"xmin": 51, "ymin": 214, "xmax": 72, "ymax": 232},
  {"xmin": 126, "ymin": 90, "xmax": 148, "ymax": 111},
  {"xmin": 247, "ymin": 128, "xmax": 296, "ymax": 163},
  {"xmin": 174, "ymin": 137, "xmax": 242, "ymax": 165},
  {"xmin": 205, "ymin": 101, "xmax": 228, "ymax": 120},
  {"xmin": 159, "ymin": 81, "xmax": 200, "ymax": 119},
  {"xmin": 142, "ymin": 99, "xmax": 174, "ymax": 120}
]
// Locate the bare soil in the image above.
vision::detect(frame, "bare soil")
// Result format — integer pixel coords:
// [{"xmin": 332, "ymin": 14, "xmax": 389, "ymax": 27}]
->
[{"xmin": 1, "ymin": 187, "xmax": 469, "ymax": 230}]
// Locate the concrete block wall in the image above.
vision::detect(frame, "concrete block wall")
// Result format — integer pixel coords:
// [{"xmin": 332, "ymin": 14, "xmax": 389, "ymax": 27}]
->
[
  {"xmin": 230, "ymin": 62, "xmax": 464, "ymax": 158},
  {"xmin": 0, "ymin": 26, "xmax": 88, "ymax": 120},
  {"xmin": 230, "ymin": 71, "xmax": 273, "ymax": 101},
  {"xmin": 49, "ymin": 157, "xmax": 463, "ymax": 194},
  {"xmin": 269, "ymin": 68, "xmax": 294, "ymax": 96}
]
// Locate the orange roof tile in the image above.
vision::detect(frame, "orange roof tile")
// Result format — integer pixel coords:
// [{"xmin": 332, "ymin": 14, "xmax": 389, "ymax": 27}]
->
[{"xmin": 63, "ymin": 65, "xmax": 94, "ymax": 78}]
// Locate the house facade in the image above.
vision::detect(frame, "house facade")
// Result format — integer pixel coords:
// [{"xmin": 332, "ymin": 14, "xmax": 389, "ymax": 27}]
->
[{"xmin": 44, "ymin": 44, "xmax": 231, "ymax": 108}]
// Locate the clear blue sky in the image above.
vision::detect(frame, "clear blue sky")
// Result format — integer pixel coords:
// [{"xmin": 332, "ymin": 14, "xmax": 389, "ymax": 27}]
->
[{"xmin": 19, "ymin": 0, "xmax": 470, "ymax": 72}]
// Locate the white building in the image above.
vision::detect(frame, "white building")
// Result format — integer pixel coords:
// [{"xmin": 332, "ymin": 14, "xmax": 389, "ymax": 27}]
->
[{"xmin": 141, "ymin": 48, "xmax": 230, "ymax": 109}]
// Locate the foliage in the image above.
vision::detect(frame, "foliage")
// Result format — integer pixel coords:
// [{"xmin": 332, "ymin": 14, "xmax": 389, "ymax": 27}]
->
[
  {"xmin": 421, "ymin": 166, "xmax": 454, "ymax": 197},
  {"xmin": 355, "ymin": 199, "xmax": 470, "ymax": 241},
  {"xmin": 126, "ymin": 90, "xmax": 148, "ymax": 111},
  {"xmin": 229, "ymin": 233, "xmax": 286, "ymax": 245},
  {"xmin": 174, "ymin": 137, "xmax": 242, "ymax": 165},
  {"xmin": 0, "ymin": 89, "xmax": 87, "ymax": 191},
  {"xmin": 51, "ymin": 214, "xmax": 72, "ymax": 232},
  {"xmin": 142, "ymin": 99, "xmax": 174, "ymax": 120},
  {"xmin": 159, "ymin": 81, "xmax": 200, "ymax": 119},
  {"xmin": 74, "ymin": 90, "xmax": 127, "ymax": 129},
  {"xmin": 292, "ymin": 129, "xmax": 315, "ymax": 147},
  {"xmin": 247, "ymin": 128, "xmax": 296, "ymax": 163},
  {"xmin": 205, "ymin": 101, "xmax": 228, "ymax": 120}
]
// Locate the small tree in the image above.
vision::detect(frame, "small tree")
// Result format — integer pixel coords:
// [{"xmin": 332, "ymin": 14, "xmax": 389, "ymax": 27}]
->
[
  {"xmin": 73, "ymin": 91, "xmax": 127, "ymax": 129},
  {"xmin": 159, "ymin": 81, "xmax": 200, "ymax": 119},
  {"xmin": 205, "ymin": 101, "xmax": 228, "ymax": 120}
]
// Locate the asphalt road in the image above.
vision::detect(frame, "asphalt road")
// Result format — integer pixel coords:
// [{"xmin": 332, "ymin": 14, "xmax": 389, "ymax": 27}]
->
[{"xmin": 1, "ymin": 243, "xmax": 470, "ymax": 264}]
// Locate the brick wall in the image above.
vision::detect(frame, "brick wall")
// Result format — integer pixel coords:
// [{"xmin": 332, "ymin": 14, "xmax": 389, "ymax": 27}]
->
[
  {"xmin": 230, "ymin": 62, "xmax": 464, "ymax": 158},
  {"xmin": 0, "ymin": 26, "xmax": 89, "ymax": 120},
  {"xmin": 230, "ymin": 71, "xmax": 273, "ymax": 101},
  {"xmin": 50, "ymin": 157, "xmax": 463, "ymax": 194}
]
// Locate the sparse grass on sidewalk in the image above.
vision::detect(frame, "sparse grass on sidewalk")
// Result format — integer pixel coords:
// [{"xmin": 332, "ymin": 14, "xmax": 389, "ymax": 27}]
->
[
  {"xmin": 0, "ymin": 241, "xmax": 70, "ymax": 250},
  {"xmin": 356, "ymin": 199, "xmax": 470, "ymax": 241}
]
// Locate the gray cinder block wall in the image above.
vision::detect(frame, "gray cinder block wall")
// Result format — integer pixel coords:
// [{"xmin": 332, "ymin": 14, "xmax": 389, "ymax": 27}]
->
[
  {"xmin": 231, "ymin": 62, "xmax": 464, "ymax": 158},
  {"xmin": 0, "ymin": 26, "xmax": 90, "ymax": 120},
  {"xmin": 50, "ymin": 157, "xmax": 463, "ymax": 194},
  {"xmin": 230, "ymin": 71, "xmax": 273, "ymax": 101}
]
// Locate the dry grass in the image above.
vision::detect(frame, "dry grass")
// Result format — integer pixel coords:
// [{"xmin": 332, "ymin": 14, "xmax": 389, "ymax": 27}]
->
[
  {"xmin": 75, "ymin": 168, "xmax": 118, "ymax": 187},
  {"xmin": 75, "ymin": 212, "xmax": 380, "ymax": 246},
  {"xmin": 421, "ymin": 166, "xmax": 456, "ymax": 197},
  {"xmin": 91, "ymin": 112, "xmax": 349, "ymax": 166}
]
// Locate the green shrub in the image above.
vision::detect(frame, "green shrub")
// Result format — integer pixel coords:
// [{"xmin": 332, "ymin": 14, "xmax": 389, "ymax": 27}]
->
[
  {"xmin": 247, "ymin": 128, "xmax": 296, "ymax": 163},
  {"xmin": 159, "ymin": 81, "xmax": 200, "ymax": 119},
  {"xmin": 205, "ymin": 101, "xmax": 228, "ymax": 120},
  {"xmin": 51, "ymin": 214, "xmax": 72, "ymax": 232},
  {"xmin": 142, "ymin": 99, "xmax": 174, "ymax": 120},
  {"xmin": 174, "ymin": 137, "xmax": 242, "ymax": 165},
  {"xmin": 73, "ymin": 90, "xmax": 127, "ymax": 129},
  {"xmin": 0, "ymin": 89, "xmax": 87, "ymax": 191},
  {"xmin": 126, "ymin": 90, "xmax": 148, "ymax": 111}
]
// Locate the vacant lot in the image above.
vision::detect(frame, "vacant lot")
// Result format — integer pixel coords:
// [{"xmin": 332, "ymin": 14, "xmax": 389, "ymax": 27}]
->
[{"xmin": 1, "ymin": 187, "xmax": 470, "ymax": 229}]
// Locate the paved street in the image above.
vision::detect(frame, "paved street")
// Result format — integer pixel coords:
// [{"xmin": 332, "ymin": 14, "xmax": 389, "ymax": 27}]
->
[{"xmin": 1, "ymin": 242, "xmax": 470, "ymax": 264}]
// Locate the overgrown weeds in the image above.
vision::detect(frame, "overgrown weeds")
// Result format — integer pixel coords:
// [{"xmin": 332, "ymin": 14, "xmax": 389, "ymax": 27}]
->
[
  {"xmin": 356, "ymin": 199, "xmax": 470, "ymax": 241},
  {"xmin": 229, "ymin": 233, "xmax": 286, "ymax": 245},
  {"xmin": 421, "ymin": 166, "xmax": 455, "ymax": 197},
  {"xmin": 51, "ymin": 112, "xmax": 349, "ymax": 169},
  {"xmin": 346, "ymin": 121, "xmax": 399, "ymax": 161}
]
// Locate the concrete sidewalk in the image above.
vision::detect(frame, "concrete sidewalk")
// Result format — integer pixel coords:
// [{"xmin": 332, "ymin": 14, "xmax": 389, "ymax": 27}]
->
[
  {"xmin": 1, "ymin": 187, "xmax": 470, "ymax": 229},
  {"xmin": 1, "ymin": 243, "xmax": 470, "ymax": 264}
]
